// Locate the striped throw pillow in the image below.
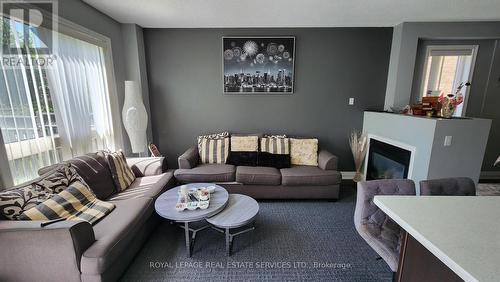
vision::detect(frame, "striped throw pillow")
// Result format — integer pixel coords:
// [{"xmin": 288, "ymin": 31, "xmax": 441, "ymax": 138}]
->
[
  {"xmin": 198, "ymin": 132, "xmax": 230, "ymax": 164},
  {"xmin": 261, "ymin": 136, "xmax": 290, "ymax": 155},
  {"xmin": 19, "ymin": 180, "xmax": 115, "ymax": 225},
  {"xmin": 106, "ymin": 151, "xmax": 136, "ymax": 192}
]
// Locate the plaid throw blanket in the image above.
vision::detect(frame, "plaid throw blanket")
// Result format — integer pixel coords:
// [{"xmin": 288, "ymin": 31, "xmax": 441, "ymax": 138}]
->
[{"xmin": 20, "ymin": 180, "xmax": 115, "ymax": 225}]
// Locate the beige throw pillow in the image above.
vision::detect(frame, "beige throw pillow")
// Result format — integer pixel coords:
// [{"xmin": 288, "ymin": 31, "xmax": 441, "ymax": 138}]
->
[
  {"xmin": 231, "ymin": 136, "xmax": 259, "ymax": 152},
  {"xmin": 290, "ymin": 138, "xmax": 319, "ymax": 166}
]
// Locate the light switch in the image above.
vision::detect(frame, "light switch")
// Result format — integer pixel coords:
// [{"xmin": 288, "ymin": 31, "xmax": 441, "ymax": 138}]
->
[
  {"xmin": 349, "ymin": 98, "xmax": 355, "ymax": 105},
  {"xmin": 444, "ymin": 136, "xmax": 452, "ymax": 146}
]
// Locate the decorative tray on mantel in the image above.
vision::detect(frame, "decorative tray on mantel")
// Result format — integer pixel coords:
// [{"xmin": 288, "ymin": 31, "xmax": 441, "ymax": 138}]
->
[{"xmin": 175, "ymin": 187, "xmax": 212, "ymax": 211}]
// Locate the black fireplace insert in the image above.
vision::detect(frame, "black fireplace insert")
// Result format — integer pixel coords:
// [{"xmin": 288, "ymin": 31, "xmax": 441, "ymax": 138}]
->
[{"xmin": 366, "ymin": 138, "xmax": 411, "ymax": 180}]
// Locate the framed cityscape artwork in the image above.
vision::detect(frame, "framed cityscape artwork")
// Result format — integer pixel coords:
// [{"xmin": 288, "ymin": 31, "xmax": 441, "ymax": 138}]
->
[{"xmin": 222, "ymin": 36, "xmax": 295, "ymax": 94}]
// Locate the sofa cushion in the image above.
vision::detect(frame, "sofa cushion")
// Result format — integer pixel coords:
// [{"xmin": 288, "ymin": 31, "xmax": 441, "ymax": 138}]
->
[
  {"xmin": 174, "ymin": 164, "xmax": 235, "ymax": 183},
  {"xmin": 261, "ymin": 135, "xmax": 290, "ymax": 154},
  {"xmin": 231, "ymin": 135, "xmax": 259, "ymax": 152},
  {"xmin": 68, "ymin": 153, "xmax": 116, "ymax": 199},
  {"xmin": 236, "ymin": 166, "xmax": 281, "ymax": 185},
  {"xmin": 227, "ymin": 135, "xmax": 259, "ymax": 166},
  {"xmin": 105, "ymin": 151, "xmax": 136, "ymax": 192},
  {"xmin": 280, "ymin": 165, "xmax": 341, "ymax": 186},
  {"xmin": 227, "ymin": 151, "xmax": 258, "ymax": 167},
  {"xmin": 198, "ymin": 132, "xmax": 230, "ymax": 164},
  {"xmin": 107, "ymin": 172, "xmax": 174, "ymax": 201},
  {"xmin": 38, "ymin": 154, "xmax": 117, "ymax": 200},
  {"xmin": 258, "ymin": 152, "xmax": 291, "ymax": 169},
  {"xmin": 81, "ymin": 198, "xmax": 153, "ymax": 275},
  {"xmin": 290, "ymin": 138, "xmax": 318, "ymax": 166},
  {"xmin": 126, "ymin": 157, "xmax": 167, "ymax": 177}
]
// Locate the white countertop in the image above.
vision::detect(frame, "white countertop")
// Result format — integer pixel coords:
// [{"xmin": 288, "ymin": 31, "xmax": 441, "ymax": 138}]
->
[{"xmin": 374, "ymin": 196, "xmax": 500, "ymax": 282}]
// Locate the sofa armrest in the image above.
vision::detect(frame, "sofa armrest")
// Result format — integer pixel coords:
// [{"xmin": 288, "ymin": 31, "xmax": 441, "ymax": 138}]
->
[
  {"xmin": 178, "ymin": 146, "xmax": 199, "ymax": 169},
  {"xmin": 127, "ymin": 157, "xmax": 167, "ymax": 177},
  {"xmin": 318, "ymin": 150, "xmax": 338, "ymax": 170},
  {"xmin": 0, "ymin": 220, "xmax": 95, "ymax": 282}
]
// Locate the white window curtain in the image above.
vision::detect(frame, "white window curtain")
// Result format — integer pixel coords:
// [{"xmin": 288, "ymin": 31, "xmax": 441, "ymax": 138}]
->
[
  {"xmin": 0, "ymin": 19, "xmax": 60, "ymax": 185},
  {"xmin": 0, "ymin": 17, "xmax": 116, "ymax": 186},
  {"xmin": 46, "ymin": 32, "xmax": 115, "ymax": 157}
]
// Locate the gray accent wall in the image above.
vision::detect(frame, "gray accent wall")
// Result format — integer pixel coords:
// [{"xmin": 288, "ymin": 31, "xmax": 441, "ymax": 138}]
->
[{"xmin": 144, "ymin": 28, "xmax": 393, "ymax": 170}]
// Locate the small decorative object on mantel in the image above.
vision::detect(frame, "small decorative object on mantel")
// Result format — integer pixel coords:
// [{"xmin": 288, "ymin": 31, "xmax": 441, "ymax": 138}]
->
[
  {"xmin": 422, "ymin": 96, "xmax": 441, "ymax": 117},
  {"xmin": 438, "ymin": 82, "xmax": 470, "ymax": 118},
  {"xmin": 390, "ymin": 105, "xmax": 412, "ymax": 115},
  {"xmin": 349, "ymin": 130, "xmax": 368, "ymax": 182}
]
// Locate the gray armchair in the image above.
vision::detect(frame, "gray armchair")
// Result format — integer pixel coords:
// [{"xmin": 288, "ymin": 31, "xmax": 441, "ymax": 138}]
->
[
  {"xmin": 419, "ymin": 177, "xmax": 476, "ymax": 196},
  {"xmin": 354, "ymin": 179, "xmax": 416, "ymax": 272}
]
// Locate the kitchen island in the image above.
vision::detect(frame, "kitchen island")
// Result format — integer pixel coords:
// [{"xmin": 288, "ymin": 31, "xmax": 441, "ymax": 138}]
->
[{"xmin": 374, "ymin": 196, "xmax": 500, "ymax": 282}]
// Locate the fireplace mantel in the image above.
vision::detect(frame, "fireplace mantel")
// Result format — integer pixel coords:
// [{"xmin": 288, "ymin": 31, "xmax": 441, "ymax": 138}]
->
[{"xmin": 362, "ymin": 111, "xmax": 491, "ymax": 194}]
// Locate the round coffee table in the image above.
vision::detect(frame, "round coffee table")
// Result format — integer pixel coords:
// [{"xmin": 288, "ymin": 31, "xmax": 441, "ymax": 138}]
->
[
  {"xmin": 206, "ymin": 194, "xmax": 259, "ymax": 256},
  {"xmin": 155, "ymin": 183, "xmax": 229, "ymax": 257}
]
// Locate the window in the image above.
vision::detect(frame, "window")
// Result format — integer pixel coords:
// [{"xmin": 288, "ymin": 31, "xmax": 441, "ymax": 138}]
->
[
  {"xmin": 0, "ymin": 15, "xmax": 117, "ymax": 186},
  {"xmin": 420, "ymin": 45, "xmax": 478, "ymax": 117}
]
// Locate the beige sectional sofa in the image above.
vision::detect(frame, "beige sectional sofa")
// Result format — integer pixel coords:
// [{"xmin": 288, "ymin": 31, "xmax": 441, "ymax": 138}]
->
[{"xmin": 0, "ymin": 153, "xmax": 175, "ymax": 282}]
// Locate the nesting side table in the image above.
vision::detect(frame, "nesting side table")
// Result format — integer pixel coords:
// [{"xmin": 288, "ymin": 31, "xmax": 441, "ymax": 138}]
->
[
  {"xmin": 207, "ymin": 194, "xmax": 259, "ymax": 256},
  {"xmin": 154, "ymin": 183, "xmax": 229, "ymax": 257}
]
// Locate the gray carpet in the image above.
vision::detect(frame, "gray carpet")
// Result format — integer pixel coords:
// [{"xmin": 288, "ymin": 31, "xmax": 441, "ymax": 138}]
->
[
  {"xmin": 477, "ymin": 183, "xmax": 500, "ymax": 196},
  {"xmin": 120, "ymin": 186, "xmax": 392, "ymax": 281}
]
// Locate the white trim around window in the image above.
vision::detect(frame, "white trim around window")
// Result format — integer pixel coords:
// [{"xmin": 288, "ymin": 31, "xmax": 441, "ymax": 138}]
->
[{"xmin": 418, "ymin": 44, "xmax": 479, "ymax": 117}]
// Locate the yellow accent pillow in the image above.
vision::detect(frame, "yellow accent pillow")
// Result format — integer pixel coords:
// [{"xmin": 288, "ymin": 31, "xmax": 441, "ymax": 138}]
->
[{"xmin": 290, "ymin": 138, "xmax": 319, "ymax": 166}]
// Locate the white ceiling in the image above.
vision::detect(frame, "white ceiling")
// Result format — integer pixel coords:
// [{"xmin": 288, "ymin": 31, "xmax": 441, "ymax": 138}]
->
[{"xmin": 83, "ymin": 0, "xmax": 500, "ymax": 28}]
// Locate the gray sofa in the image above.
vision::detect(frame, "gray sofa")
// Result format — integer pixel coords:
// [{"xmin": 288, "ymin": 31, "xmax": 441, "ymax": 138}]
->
[
  {"xmin": 0, "ymin": 153, "xmax": 175, "ymax": 282},
  {"xmin": 174, "ymin": 146, "xmax": 342, "ymax": 199}
]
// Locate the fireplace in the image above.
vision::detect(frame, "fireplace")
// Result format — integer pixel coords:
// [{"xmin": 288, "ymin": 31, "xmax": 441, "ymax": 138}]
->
[{"xmin": 365, "ymin": 137, "xmax": 413, "ymax": 180}]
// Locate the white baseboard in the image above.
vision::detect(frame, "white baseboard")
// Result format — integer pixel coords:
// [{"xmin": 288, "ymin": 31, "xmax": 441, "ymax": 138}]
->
[
  {"xmin": 480, "ymin": 171, "xmax": 500, "ymax": 180},
  {"xmin": 341, "ymin": 171, "xmax": 356, "ymax": 180}
]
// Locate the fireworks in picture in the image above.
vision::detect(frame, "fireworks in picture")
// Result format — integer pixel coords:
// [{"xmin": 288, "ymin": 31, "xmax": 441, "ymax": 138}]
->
[{"xmin": 223, "ymin": 37, "xmax": 295, "ymax": 93}]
